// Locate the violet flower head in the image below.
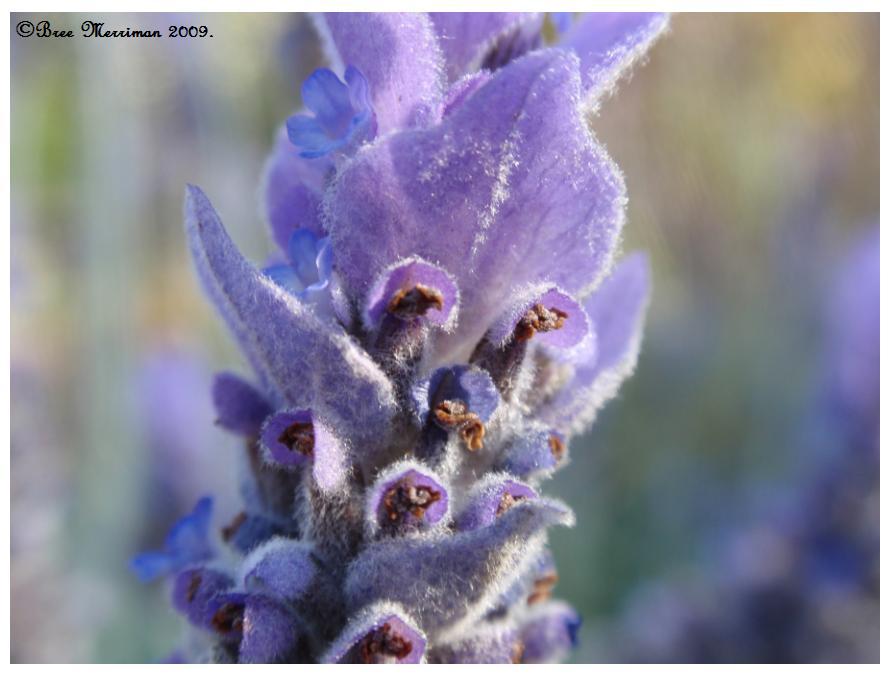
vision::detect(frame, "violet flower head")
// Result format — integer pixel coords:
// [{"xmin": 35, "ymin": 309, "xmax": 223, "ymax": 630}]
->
[{"xmin": 135, "ymin": 12, "xmax": 667, "ymax": 663}]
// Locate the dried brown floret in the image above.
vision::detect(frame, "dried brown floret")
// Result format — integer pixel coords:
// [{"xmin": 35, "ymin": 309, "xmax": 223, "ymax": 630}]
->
[
  {"xmin": 277, "ymin": 421, "xmax": 315, "ymax": 456},
  {"xmin": 358, "ymin": 623, "xmax": 413, "ymax": 663},
  {"xmin": 382, "ymin": 479, "xmax": 442, "ymax": 523},
  {"xmin": 527, "ymin": 571, "xmax": 559, "ymax": 605},
  {"xmin": 433, "ymin": 399, "xmax": 485, "ymax": 451},
  {"xmin": 459, "ymin": 419, "xmax": 485, "ymax": 451},
  {"xmin": 387, "ymin": 284, "xmax": 444, "ymax": 319},
  {"xmin": 548, "ymin": 434, "xmax": 566, "ymax": 461},
  {"xmin": 211, "ymin": 601, "xmax": 244, "ymax": 635},
  {"xmin": 496, "ymin": 490, "xmax": 528, "ymax": 516},
  {"xmin": 514, "ymin": 303, "xmax": 568, "ymax": 341}
]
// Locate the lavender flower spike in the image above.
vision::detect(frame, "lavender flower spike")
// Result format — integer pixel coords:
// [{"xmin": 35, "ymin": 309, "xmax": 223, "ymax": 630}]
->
[{"xmin": 136, "ymin": 11, "xmax": 665, "ymax": 663}]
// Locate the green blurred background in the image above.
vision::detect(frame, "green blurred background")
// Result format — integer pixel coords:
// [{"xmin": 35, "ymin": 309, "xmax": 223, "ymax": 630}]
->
[{"xmin": 10, "ymin": 13, "xmax": 878, "ymax": 662}]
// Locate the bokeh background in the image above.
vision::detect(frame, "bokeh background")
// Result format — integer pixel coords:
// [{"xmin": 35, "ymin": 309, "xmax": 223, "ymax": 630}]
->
[{"xmin": 10, "ymin": 13, "xmax": 879, "ymax": 663}]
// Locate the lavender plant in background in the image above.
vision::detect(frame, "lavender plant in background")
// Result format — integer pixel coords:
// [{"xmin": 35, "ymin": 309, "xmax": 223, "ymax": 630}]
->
[
  {"xmin": 134, "ymin": 13, "xmax": 667, "ymax": 663},
  {"xmin": 603, "ymin": 225, "xmax": 879, "ymax": 664},
  {"xmin": 134, "ymin": 348, "xmax": 237, "ymax": 528}
]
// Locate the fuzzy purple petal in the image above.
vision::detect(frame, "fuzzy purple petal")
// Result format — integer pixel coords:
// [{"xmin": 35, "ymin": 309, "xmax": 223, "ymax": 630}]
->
[
  {"xmin": 239, "ymin": 594, "xmax": 302, "ymax": 663},
  {"xmin": 325, "ymin": 49, "xmax": 625, "ymax": 359},
  {"xmin": 259, "ymin": 409, "xmax": 347, "ymax": 492},
  {"xmin": 494, "ymin": 548, "xmax": 557, "ymax": 611},
  {"xmin": 226, "ymin": 513, "xmax": 286, "ymax": 555},
  {"xmin": 261, "ymin": 127, "xmax": 328, "ymax": 252},
  {"xmin": 243, "ymin": 537, "xmax": 317, "ymax": 601},
  {"xmin": 540, "ymin": 253, "xmax": 650, "ymax": 434},
  {"xmin": 518, "ymin": 601, "xmax": 581, "ymax": 663},
  {"xmin": 560, "ymin": 12, "xmax": 669, "ymax": 106},
  {"xmin": 315, "ymin": 13, "xmax": 445, "ymax": 133},
  {"xmin": 442, "ymin": 71, "xmax": 491, "ymax": 117},
  {"xmin": 364, "ymin": 257, "xmax": 459, "ymax": 329},
  {"xmin": 212, "ymin": 372, "xmax": 273, "ymax": 437},
  {"xmin": 429, "ymin": 13, "xmax": 543, "ymax": 80},
  {"xmin": 345, "ymin": 496, "xmax": 573, "ymax": 635},
  {"xmin": 172, "ymin": 566, "xmax": 234, "ymax": 626},
  {"xmin": 185, "ymin": 185, "xmax": 397, "ymax": 444},
  {"xmin": 430, "ymin": 623, "xmax": 521, "ymax": 663},
  {"xmin": 412, "ymin": 365, "xmax": 500, "ymax": 426},
  {"xmin": 455, "ymin": 475, "xmax": 538, "ymax": 532},
  {"xmin": 487, "ymin": 285, "xmax": 590, "ymax": 350},
  {"xmin": 322, "ymin": 603, "xmax": 427, "ymax": 664},
  {"xmin": 367, "ymin": 463, "xmax": 450, "ymax": 537},
  {"xmin": 498, "ymin": 426, "xmax": 563, "ymax": 479}
]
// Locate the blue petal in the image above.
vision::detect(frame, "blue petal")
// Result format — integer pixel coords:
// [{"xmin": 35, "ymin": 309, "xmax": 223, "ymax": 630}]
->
[
  {"xmin": 262, "ymin": 263, "xmax": 304, "ymax": 296},
  {"xmin": 165, "ymin": 496, "xmax": 215, "ymax": 563},
  {"xmin": 301, "ymin": 68, "xmax": 352, "ymax": 130},
  {"xmin": 286, "ymin": 114, "xmax": 345, "ymax": 159},
  {"xmin": 287, "ymin": 229, "xmax": 323, "ymax": 287},
  {"xmin": 344, "ymin": 65, "xmax": 372, "ymax": 115},
  {"xmin": 288, "ymin": 67, "xmax": 375, "ymax": 159},
  {"xmin": 318, "ymin": 13, "xmax": 445, "ymax": 133},
  {"xmin": 344, "ymin": 109, "xmax": 372, "ymax": 146},
  {"xmin": 299, "ymin": 240, "xmax": 333, "ymax": 300},
  {"xmin": 212, "ymin": 372, "xmax": 273, "ymax": 437},
  {"xmin": 131, "ymin": 496, "xmax": 214, "ymax": 583},
  {"xmin": 130, "ymin": 551, "xmax": 174, "ymax": 583}
]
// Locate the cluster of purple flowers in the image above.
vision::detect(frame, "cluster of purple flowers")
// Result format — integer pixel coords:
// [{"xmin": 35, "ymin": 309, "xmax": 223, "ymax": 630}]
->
[{"xmin": 133, "ymin": 13, "xmax": 667, "ymax": 663}]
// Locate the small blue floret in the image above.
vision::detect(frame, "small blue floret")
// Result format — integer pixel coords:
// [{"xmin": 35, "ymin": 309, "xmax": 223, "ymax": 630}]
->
[
  {"xmin": 130, "ymin": 496, "xmax": 215, "ymax": 583},
  {"xmin": 263, "ymin": 229, "xmax": 332, "ymax": 302},
  {"xmin": 286, "ymin": 65, "xmax": 374, "ymax": 159}
]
